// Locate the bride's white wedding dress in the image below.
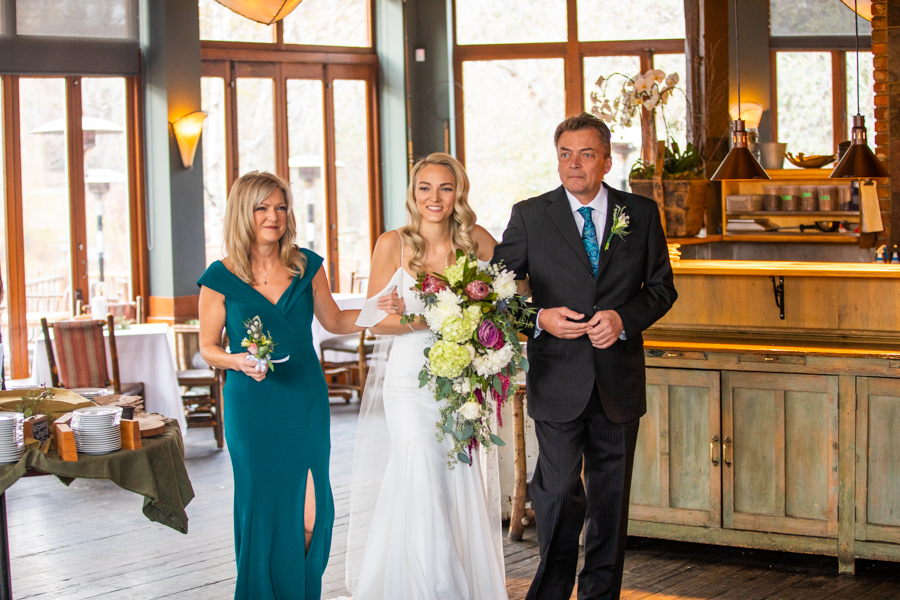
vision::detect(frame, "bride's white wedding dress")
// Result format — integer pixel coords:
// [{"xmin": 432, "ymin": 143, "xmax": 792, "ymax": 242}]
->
[{"xmin": 344, "ymin": 242, "xmax": 508, "ymax": 600}]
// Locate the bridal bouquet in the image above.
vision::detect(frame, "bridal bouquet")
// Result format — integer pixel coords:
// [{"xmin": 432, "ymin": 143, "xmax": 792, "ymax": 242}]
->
[
  {"xmin": 402, "ymin": 251, "xmax": 534, "ymax": 467},
  {"xmin": 241, "ymin": 315, "xmax": 289, "ymax": 373}
]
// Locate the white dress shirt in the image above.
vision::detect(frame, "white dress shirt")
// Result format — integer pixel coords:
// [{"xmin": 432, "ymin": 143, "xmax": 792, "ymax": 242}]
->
[
  {"xmin": 535, "ymin": 185, "xmax": 626, "ymax": 340},
  {"xmin": 566, "ymin": 186, "xmax": 608, "ymax": 239}
]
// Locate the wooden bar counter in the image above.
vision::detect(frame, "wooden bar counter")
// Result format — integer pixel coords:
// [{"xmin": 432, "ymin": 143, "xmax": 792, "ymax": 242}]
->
[{"xmin": 626, "ymin": 260, "xmax": 900, "ymax": 574}]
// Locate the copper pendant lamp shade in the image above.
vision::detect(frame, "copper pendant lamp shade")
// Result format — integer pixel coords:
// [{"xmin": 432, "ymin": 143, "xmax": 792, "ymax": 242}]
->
[
  {"xmin": 840, "ymin": 0, "xmax": 872, "ymax": 21},
  {"xmin": 215, "ymin": 0, "xmax": 304, "ymax": 25},
  {"xmin": 831, "ymin": 0, "xmax": 886, "ymax": 179},
  {"xmin": 711, "ymin": 119, "xmax": 770, "ymax": 181},
  {"xmin": 830, "ymin": 115, "xmax": 889, "ymax": 179}
]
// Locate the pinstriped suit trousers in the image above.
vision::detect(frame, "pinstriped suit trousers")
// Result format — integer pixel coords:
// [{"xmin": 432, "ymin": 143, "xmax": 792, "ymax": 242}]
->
[{"xmin": 526, "ymin": 387, "xmax": 640, "ymax": 600}]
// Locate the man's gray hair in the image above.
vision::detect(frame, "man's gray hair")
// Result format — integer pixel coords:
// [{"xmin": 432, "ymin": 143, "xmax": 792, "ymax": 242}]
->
[{"xmin": 554, "ymin": 112, "xmax": 612, "ymax": 157}]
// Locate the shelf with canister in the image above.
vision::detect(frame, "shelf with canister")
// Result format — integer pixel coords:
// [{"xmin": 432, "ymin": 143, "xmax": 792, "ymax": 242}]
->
[{"xmin": 721, "ymin": 169, "xmax": 859, "ymax": 243}]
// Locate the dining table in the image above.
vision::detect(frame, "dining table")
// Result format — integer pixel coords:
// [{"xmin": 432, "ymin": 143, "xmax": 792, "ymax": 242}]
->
[
  {"xmin": 29, "ymin": 324, "xmax": 187, "ymax": 431},
  {"xmin": 311, "ymin": 293, "xmax": 367, "ymax": 361}
]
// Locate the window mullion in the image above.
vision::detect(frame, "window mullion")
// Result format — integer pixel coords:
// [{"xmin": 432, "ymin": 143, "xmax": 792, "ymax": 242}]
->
[
  {"xmin": 832, "ymin": 50, "xmax": 846, "ymax": 153},
  {"xmin": 564, "ymin": 0, "xmax": 582, "ymax": 117},
  {"xmin": 274, "ymin": 63, "xmax": 290, "ymax": 180},
  {"xmin": 66, "ymin": 76, "xmax": 88, "ymax": 312},
  {"xmin": 2, "ymin": 75, "xmax": 29, "ymax": 379},
  {"xmin": 323, "ymin": 65, "xmax": 340, "ymax": 292}
]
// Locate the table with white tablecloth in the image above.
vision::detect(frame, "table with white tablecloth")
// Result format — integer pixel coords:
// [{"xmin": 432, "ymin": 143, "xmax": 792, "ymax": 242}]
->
[
  {"xmin": 30, "ymin": 323, "xmax": 187, "ymax": 430},
  {"xmin": 311, "ymin": 293, "xmax": 366, "ymax": 362}
]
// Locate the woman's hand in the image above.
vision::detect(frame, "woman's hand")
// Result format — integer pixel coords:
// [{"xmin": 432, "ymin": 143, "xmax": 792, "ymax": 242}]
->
[
  {"xmin": 234, "ymin": 352, "xmax": 267, "ymax": 382},
  {"xmin": 378, "ymin": 289, "xmax": 405, "ymax": 315}
]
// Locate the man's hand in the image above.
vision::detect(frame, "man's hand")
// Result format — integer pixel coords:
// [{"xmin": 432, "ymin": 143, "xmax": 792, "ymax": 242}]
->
[
  {"xmin": 538, "ymin": 307, "xmax": 592, "ymax": 339},
  {"xmin": 587, "ymin": 310, "xmax": 624, "ymax": 349}
]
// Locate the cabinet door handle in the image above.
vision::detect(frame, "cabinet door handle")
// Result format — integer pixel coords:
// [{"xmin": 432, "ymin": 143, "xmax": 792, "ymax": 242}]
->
[
  {"xmin": 710, "ymin": 435, "xmax": 720, "ymax": 466},
  {"xmin": 723, "ymin": 436, "xmax": 732, "ymax": 468}
]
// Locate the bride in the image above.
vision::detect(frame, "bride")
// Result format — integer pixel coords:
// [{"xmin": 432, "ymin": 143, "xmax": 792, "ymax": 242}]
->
[{"xmin": 345, "ymin": 153, "xmax": 508, "ymax": 599}]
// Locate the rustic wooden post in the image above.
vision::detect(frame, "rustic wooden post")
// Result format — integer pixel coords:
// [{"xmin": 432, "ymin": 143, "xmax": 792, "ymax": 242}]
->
[{"xmin": 508, "ymin": 387, "xmax": 527, "ymax": 541}]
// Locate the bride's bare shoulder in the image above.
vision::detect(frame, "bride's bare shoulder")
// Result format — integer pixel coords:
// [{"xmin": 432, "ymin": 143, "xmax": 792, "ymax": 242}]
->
[{"xmin": 372, "ymin": 229, "xmax": 403, "ymax": 264}]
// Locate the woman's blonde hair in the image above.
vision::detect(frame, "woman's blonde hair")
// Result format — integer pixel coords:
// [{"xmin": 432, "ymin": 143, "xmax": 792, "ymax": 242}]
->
[
  {"xmin": 223, "ymin": 171, "xmax": 307, "ymax": 285},
  {"xmin": 399, "ymin": 153, "xmax": 477, "ymax": 274}
]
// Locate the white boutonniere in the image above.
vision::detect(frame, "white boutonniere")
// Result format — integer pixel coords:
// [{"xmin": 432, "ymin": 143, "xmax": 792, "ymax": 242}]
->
[{"xmin": 605, "ymin": 206, "xmax": 631, "ymax": 250}]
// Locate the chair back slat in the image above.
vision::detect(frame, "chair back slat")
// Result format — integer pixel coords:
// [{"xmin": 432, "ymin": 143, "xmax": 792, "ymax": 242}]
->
[{"xmin": 51, "ymin": 320, "xmax": 111, "ymax": 389}]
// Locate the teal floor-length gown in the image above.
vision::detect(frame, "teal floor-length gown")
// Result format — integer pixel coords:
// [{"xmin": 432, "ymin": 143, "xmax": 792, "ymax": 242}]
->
[{"xmin": 198, "ymin": 249, "xmax": 334, "ymax": 600}]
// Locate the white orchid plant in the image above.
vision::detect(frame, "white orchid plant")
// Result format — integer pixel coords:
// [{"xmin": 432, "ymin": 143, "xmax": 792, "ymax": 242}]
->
[{"xmin": 590, "ymin": 69, "xmax": 680, "ymax": 131}]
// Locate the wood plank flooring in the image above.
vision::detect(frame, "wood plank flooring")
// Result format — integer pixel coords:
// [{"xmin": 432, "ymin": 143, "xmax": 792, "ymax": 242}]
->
[{"xmin": 6, "ymin": 402, "xmax": 900, "ymax": 599}]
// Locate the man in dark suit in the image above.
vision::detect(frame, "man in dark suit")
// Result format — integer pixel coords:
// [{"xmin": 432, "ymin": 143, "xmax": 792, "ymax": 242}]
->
[{"xmin": 493, "ymin": 112, "xmax": 677, "ymax": 600}]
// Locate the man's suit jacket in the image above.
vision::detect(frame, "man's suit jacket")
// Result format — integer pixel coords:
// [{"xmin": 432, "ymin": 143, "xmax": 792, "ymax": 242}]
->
[{"xmin": 492, "ymin": 183, "xmax": 677, "ymax": 424}]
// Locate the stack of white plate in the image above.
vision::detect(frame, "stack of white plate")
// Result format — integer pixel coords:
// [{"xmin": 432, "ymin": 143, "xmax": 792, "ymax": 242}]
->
[
  {"xmin": 71, "ymin": 387, "xmax": 109, "ymax": 400},
  {"xmin": 0, "ymin": 413, "xmax": 25, "ymax": 464},
  {"xmin": 71, "ymin": 406, "xmax": 123, "ymax": 455}
]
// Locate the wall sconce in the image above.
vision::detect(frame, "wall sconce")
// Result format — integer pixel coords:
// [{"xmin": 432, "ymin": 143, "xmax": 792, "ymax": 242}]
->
[
  {"xmin": 171, "ymin": 111, "xmax": 207, "ymax": 169},
  {"xmin": 729, "ymin": 102, "xmax": 764, "ymax": 132}
]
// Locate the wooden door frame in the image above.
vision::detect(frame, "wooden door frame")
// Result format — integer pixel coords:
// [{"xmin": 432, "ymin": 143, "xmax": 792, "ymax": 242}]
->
[
  {"xmin": 201, "ymin": 57, "xmax": 383, "ymax": 293},
  {"xmin": 1, "ymin": 74, "xmax": 147, "ymax": 378}
]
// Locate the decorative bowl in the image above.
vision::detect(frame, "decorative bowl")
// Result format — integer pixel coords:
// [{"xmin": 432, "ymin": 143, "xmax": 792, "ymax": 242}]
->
[{"xmin": 785, "ymin": 152, "xmax": 837, "ymax": 169}]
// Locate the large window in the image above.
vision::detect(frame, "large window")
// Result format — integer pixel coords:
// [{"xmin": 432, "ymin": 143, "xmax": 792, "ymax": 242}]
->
[
  {"xmin": 1, "ymin": 75, "xmax": 145, "ymax": 379},
  {"xmin": 456, "ymin": 0, "xmax": 686, "ymax": 239},
  {"xmin": 770, "ymin": 0, "xmax": 873, "ymax": 158},
  {"xmin": 200, "ymin": 1, "xmax": 380, "ymax": 292}
]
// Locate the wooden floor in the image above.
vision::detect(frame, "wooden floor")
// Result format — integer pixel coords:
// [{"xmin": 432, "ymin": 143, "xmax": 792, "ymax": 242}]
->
[{"xmin": 7, "ymin": 402, "xmax": 900, "ymax": 599}]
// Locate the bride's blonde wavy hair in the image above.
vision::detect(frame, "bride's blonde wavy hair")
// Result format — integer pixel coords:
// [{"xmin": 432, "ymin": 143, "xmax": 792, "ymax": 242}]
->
[
  {"xmin": 399, "ymin": 153, "xmax": 478, "ymax": 274},
  {"xmin": 223, "ymin": 171, "xmax": 307, "ymax": 285}
]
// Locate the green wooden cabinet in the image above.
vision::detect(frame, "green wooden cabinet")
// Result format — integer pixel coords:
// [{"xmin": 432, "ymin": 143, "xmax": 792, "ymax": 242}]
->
[
  {"xmin": 723, "ymin": 372, "xmax": 839, "ymax": 539},
  {"xmin": 855, "ymin": 377, "xmax": 900, "ymax": 547},
  {"xmin": 631, "ymin": 368, "xmax": 721, "ymax": 528}
]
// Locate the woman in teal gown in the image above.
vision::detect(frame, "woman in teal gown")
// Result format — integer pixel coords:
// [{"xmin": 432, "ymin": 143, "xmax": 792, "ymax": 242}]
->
[{"xmin": 198, "ymin": 171, "xmax": 364, "ymax": 599}]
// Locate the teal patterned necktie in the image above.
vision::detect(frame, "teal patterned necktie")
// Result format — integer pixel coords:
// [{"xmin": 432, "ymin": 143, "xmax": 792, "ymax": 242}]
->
[{"xmin": 578, "ymin": 206, "xmax": 600, "ymax": 278}]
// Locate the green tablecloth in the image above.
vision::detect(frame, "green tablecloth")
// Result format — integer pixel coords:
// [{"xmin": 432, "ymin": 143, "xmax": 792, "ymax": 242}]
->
[{"xmin": 0, "ymin": 421, "xmax": 194, "ymax": 533}]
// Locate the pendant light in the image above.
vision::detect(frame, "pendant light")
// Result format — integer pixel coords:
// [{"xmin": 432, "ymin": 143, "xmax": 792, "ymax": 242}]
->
[
  {"xmin": 830, "ymin": 0, "xmax": 889, "ymax": 180},
  {"xmin": 711, "ymin": 0, "xmax": 769, "ymax": 180},
  {"xmin": 214, "ymin": 0, "xmax": 304, "ymax": 25},
  {"xmin": 840, "ymin": 0, "xmax": 872, "ymax": 21}
]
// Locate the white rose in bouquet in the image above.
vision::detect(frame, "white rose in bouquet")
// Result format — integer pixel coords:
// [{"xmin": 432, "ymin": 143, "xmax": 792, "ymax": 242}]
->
[{"xmin": 457, "ymin": 401, "xmax": 483, "ymax": 421}]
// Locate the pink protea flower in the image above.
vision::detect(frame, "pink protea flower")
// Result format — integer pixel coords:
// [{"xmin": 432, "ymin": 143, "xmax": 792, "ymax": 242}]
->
[
  {"xmin": 422, "ymin": 274, "xmax": 448, "ymax": 295},
  {"xmin": 465, "ymin": 280, "xmax": 490, "ymax": 300}
]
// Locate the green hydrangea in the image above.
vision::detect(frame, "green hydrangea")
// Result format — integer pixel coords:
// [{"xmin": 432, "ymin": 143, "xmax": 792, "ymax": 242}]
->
[
  {"xmin": 444, "ymin": 264, "xmax": 464, "ymax": 286},
  {"xmin": 439, "ymin": 305, "xmax": 481, "ymax": 343},
  {"xmin": 429, "ymin": 340, "xmax": 472, "ymax": 378}
]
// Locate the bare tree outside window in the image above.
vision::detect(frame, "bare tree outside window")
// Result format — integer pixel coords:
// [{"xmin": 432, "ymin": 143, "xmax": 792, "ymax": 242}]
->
[
  {"xmin": 776, "ymin": 52, "xmax": 834, "ymax": 157},
  {"xmin": 577, "ymin": 0, "xmax": 684, "ymax": 41},
  {"xmin": 201, "ymin": 77, "xmax": 228, "ymax": 266},
  {"xmin": 455, "ymin": 0, "xmax": 567, "ymax": 45},
  {"xmin": 283, "ymin": 0, "xmax": 370, "ymax": 47},
  {"xmin": 770, "ymin": 0, "xmax": 871, "ymax": 36},
  {"xmin": 463, "ymin": 59, "xmax": 565, "ymax": 240},
  {"xmin": 199, "ymin": 0, "xmax": 274, "ymax": 43}
]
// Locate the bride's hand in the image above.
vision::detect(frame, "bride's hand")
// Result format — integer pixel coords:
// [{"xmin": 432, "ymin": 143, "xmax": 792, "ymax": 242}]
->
[{"xmin": 378, "ymin": 289, "xmax": 405, "ymax": 315}]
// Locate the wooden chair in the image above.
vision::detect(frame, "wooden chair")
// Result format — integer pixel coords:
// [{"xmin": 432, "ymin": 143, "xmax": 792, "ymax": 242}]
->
[
  {"xmin": 320, "ymin": 331, "xmax": 375, "ymax": 403},
  {"xmin": 350, "ymin": 272, "xmax": 369, "ymax": 294},
  {"xmin": 173, "ymin": 324, "xmax": 224, "ymax": 448},
  {"xmin": 40, "ymin": 315, "xmax": 144, "ymax": 398},
  {"xmin": 108, "ymin": 295, "xmax": 144, "ymax": 324}
]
